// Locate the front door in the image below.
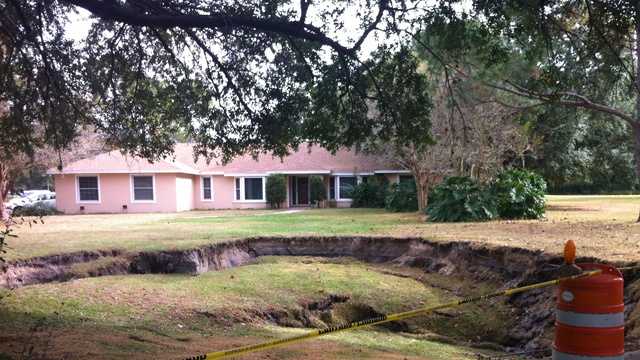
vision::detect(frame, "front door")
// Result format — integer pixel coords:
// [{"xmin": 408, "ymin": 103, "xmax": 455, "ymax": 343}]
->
[
  {"xmin": 297, "ymin": 176, "xmax": 309, "ymax": 205},
  {"xmin": 176, "ymin": 177, "xmax": 194, "ymax": 212}
]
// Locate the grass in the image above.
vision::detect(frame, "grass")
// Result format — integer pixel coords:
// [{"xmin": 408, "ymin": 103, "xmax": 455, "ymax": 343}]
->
[
  {"xmin": 6, "ymin": 208, "xmax": 413, "ymax": 260},
  {"xmin": 5, "ymin": 195, "xmax": 640, "ymax": 262},
  {"xmin": 0, "ymin": 257, "xmax": 506, "ymax": 359}
]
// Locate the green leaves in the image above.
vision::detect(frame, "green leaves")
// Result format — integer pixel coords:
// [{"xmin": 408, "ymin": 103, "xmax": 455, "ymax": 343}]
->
[
  {"xmin": 3, "ymin": 1, "xmax": 435, "ymax": 164},
  {"xmin": 309, "ymin": 176, "xmax": 326, "ymax": 204},
  {"xmin": 385, "ymin": 182, "xmax": 419, "ymax": 212},
  {"xmin": 426, "ymin": 177, "xmax": 497, "ymax": 222},
  {"xmin": 426, "ymin": 169, "xmax": 547, "ymax": 222},
  {"xmin": 350, "ymin": 178, "xmax": 389, "ymax": 208},
  {"xmin": 491, "ymin": 169, "xmax": 547, "ymax": 219},
  {"xmin": 265, "ymin": 174, "xmax": 287, "ymax": 209}
]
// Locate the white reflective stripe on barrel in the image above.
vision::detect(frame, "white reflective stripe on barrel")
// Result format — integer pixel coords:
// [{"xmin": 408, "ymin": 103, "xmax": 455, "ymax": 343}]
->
[
  {"xmin": 553, "ymin": 349, "xmax": 624, "ymax": 360},
  {"xmin": 556, "ymin": 310, "xmax": 625, "ymax": 328}
]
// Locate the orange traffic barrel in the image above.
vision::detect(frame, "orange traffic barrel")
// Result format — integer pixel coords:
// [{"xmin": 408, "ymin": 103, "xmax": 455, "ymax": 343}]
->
[{"xmin": 553, "ymin": 263, "xmax": 624, "ymax": 359}]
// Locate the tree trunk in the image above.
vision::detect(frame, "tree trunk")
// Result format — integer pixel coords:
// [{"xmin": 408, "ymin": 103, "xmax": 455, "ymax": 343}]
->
[
  {"xmin": 635, "ymin": 13, "xmax": 640, "ymax": 222},
  {"xmin": 414, "ymin": 172, "xmax": 430, "ymax": 212},
  {"xmin": 633, "ymin": 123, "xmax": 640, "ymax": 222},
  {"xmin": 0, "ymin": 162, "xmax": 9, "ymax": 224}
]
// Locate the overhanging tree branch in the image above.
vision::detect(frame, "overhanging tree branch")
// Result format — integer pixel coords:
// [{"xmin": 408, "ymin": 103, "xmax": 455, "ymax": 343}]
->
[
  {"xmin": 485, "ymin": 81, "xmax": 635, "ymax": 124},
  {"xmin": 67, "ymin": 0, "xmax": 360, "ymax": 56}
]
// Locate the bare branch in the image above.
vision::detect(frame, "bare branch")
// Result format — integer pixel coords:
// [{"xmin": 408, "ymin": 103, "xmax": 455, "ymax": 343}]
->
[{"xmin": 352, "ymin": 0, "xmax": 389, "ymax": 52}]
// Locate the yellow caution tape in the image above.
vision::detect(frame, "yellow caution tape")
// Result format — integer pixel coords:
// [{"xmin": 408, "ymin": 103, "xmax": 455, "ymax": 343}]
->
[{"xmin": 184, "ymin": 269, "xmax": 602, "ymax": 360}]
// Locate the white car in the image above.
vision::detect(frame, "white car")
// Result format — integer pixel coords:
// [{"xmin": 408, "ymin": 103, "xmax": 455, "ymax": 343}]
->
[
  {"xmin": 23, "ymin": 190, "xmax": 56, "ymax": 208},
  {"xmin": 3, "ymin": 195, "xmax": 31, "ymax": 211}
]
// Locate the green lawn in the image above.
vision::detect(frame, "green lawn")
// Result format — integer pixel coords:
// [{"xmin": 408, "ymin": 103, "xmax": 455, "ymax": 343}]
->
[
  {"xmin": 6, "ymin": 195, "xmax": 640, "ymax": 261},
  {"xmin": 0, "ymin": 257, "xmax": 506, "ymax": 359},
  {"xmin": 6, "ymin": 208, "xmax": 414, "ymax": 260}
]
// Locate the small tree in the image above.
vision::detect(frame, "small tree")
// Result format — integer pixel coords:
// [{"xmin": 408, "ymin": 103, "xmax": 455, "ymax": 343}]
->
[
  {"xmin": 379, "ymin": 78, "xmax": 532, "ymax": 211},
  {"xmin": 309, "ymin": 176, "xmax": 326, "ymax": 206},
  {"xmin": 266, "ymin": 174, "xmax": 287, "ymax": 209}
]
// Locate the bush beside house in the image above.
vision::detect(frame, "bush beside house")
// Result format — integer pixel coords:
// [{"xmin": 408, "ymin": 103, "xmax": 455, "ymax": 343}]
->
[
  {"xmin": 351, "ymin": 178, "xmax": 388, "ymax": 208},
  {"xmin": 266, "ymin": 174, "xmax": 287, "ymax": 208},
  {"xmin": 309, "ymin": 176, "xmax": 326, "ymax": 206},
  {"xmin": 385, "ymin": 182, "xmax": 419, "ymax": 212}
]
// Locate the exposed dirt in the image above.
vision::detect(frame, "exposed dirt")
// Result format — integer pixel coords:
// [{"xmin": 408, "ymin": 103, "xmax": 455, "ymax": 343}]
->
[
  {"xmin": 0, "ymin": 249, "xmax": 127, "ymax": 288},
  {"xmin": 2, "ymin": 235, "xmax": 640, "ymax": 357}
]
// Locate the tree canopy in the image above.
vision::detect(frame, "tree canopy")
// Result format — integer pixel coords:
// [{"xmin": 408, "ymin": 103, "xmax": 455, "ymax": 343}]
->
[
  {"xmin": 417, "ymin": 0, "xmax": 640, "ymax": 195},
  {"xmin": 2, "ymin": 0, "xmax": 639, "ymax": 198},
  {"xmin": 1, "ymin": 0, "xmax": 433, "ymax": 163}
]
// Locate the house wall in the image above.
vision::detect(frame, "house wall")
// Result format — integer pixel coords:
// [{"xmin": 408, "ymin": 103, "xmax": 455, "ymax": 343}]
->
[
  {"xmin": 55, "ymin": 172, "xmax": 409, "ymax": 214},
  {"xmin": 54, "ymin": 173, "xmax": 179, "ymax": 214},
  {"xmin": 194, "ymin": 175, "xmax": 232, "ymax": 209}
]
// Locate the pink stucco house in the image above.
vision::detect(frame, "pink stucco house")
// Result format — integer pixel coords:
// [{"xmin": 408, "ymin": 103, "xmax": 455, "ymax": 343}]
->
[{"xmin": 48, "ymin": 143, "xmax": 411, "ymax": 214}]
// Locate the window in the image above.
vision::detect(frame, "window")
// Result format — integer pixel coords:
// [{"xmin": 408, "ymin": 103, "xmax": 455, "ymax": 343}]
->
[
  {"xmin": 132, "ymin": 175, "xmax": 155, "ymax": 201},
  {"xmin": 244, "ymin": 178, "xmax": 264, "ymax": 200},
  {"xmin": 202, "ymin": 176, "xmax": 213, "ymax": 200},
  {"xmin": 399, "ymin": 175, "xmax": 415, "ymax": 187},
  {"xmin": 78, "ymin": 176, "xmax": 99, "ymax": 202},
  {"xmin": 329, "ymin": 176, "xmax": 336, "ymax": 200},
  {"xmin": 338, "ymin": 176, "xmax": 356, "ymax": 199},
  {"xmin": 234, "ymin": 177, "xmax": 265, "ymax": 201}
]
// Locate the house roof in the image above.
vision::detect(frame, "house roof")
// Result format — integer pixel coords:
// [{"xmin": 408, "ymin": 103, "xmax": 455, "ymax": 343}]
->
[
  {"xmin": 48, "ymin": 143, "xmax": 407, "ymax": 176},
  {"xmin": 47, "ymin": 149, "xmax": 200, "ymax": 175}
]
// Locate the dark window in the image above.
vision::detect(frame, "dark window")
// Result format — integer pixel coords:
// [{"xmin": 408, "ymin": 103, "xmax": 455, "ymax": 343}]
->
[
  {"xmin": 339, "ymin": 176, "xmax": 356, "ymax": 199},
  {"xmin": 244, "ymin": 178, "xmax": 264, "ymax": 200},
  {"xmin": 78, "ymin": 176, "xmax": 99, "ymax": 201},
  {"xmin": 329, "ymin": 176, "xmax": 336, "ymax": 200},
  {"xmin": 399, "ymin": 175, "xmax": 415, "ymax": 187},
  {"xmin": 203, "ymin": 177, "xmax": 212, "ymax": 200},
  {"xmin": 133, "ymin": 176, "xmax": 154, "ymax": 201},
  {"xmin": 235, "ymin": 178, "xmax": 241, "ymax": 200},
  {"xmin": 361, "ymin": 176, "xmax": 368, "ymax": 183}
]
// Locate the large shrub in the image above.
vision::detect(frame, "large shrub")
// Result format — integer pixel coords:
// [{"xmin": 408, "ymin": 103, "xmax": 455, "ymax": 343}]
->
[
  {"xmin": 426, "ymin": 176, "xmax": 497, "ymax": 222},
  {"xmin": 351, "ymin": 179, "xmax": 388, "ymax": 208},
  {"xmin": 385, "ymin": 181, "xmax": 418, "ymax": 212},
  {"xmin": 491, "ymin": 169, "xmax": 547, "ymax": 219},
  {"xmin": 309, "ymin": 176, "xmax": 326, "ymax": 205},
  {"xmin": 12, "ymin": 202, "xmax": 60, "ymax": 217},
  {"xmin": 265, "ymin": 174, "xmax": 287, "ymax": 208}
]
